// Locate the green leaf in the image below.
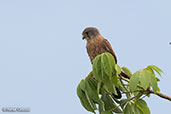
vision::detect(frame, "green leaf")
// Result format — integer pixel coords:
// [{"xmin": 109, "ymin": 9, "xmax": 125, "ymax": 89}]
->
[
  {"xmin": 133, "ymin": 104, "xmax": 143, "ymax": 114},
  {"xmin": 102, "ymin": 53, "xmax": 117, "ymax": 82},
  {"xmin": 122, "ymin": 67, "xmax": 132, "ymax": 77},
  {"xmin": 147, "ymin": 65, "xmax": 163, "ymax": 76},
  {"xmin": 101, "ymin": 93, "xmax": 122, "ymax": 113},
  {"xmin": 145, "ymin": 68, "xmax": 160, "ymax": 93},
  {"xmin": 85, "ymin": 78, "xmax": 100, "ymax": 104},
  {"xmin": 115, "ymin": 64, "xmax": 121, "ymax": 74},
  {"xmin": 107, "ymin": 52, "xmax": 116, "ymax": 69},
  {"xmin": 79, "ymin": 80, "xmax": 85, "ymax": 91},
  {"xmin": 101, "ymin": 53, "xmax": 113, "ymax": 78},
  {"xmin": 102, "ymin": 73, "xmax": 117, "ymax": 94},
  {"xmin": 150, "ymin": 74, "xmax": 159, "ymax": 93},
  {"xmin": 123, "ymin": 103, "xmax": 133, "ymax": 114},
  {"xmin": 93, "ymin": 55, "xmax": 103, "ymax": 81},
  {"xmin": 136, "ymin": 99, "xmax": 150, "ymax": 114},
  {"xmin": 101, "ymin": 111, "xmax": 112, "ymax": 114},
  {"xmin": 85, "ymin": 91, "xmax": 97, "ymax": 110},
  {"xmin": 93, "ymin": 53, "xmax": 118, "ymax": 92},
  {"xmin": 129, "ymin": 71, "xmax": 140, "ymax": 92},
  {"xmin": 140, "ymin": 70, "xmax": 151, "ymax": 90},
  {"xmin": 77, "ymin": 83, "xmax": 95, "ymax": 113},
  {"xmin": 111, "ymin": 72, "xmax": 118, "ymax": 87},
  {"xmin": 145, "ymin": 68, "xmax": 155, "ymax": 76}
]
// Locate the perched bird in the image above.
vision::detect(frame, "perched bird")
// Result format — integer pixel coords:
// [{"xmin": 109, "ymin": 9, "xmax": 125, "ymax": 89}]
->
[
  {"xmin": 82, "ymin": 27, "xmax": 117, "ymax": 64},
  {"xmin": 82, "ymin": 27, "xmax": 129, "ymax": 98}
]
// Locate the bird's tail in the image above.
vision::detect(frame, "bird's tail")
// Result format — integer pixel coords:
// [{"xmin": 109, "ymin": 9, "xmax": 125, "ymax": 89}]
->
[
  {"xmin": 120, "ymin": 71, "xmax": 130, "ymax": 79},
  {"xmin": 112, "ymin": 70, "xmax": 130, "ymax": 99},
  {"xmin": 112, "ymin": 87, "xmax": 122, "ymax": 99}
]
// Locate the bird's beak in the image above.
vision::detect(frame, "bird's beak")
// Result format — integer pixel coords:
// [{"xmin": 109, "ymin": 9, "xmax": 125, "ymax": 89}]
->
[{"xmin": 82, "ymin": 34, "xmax": 86, "ymax": 40}]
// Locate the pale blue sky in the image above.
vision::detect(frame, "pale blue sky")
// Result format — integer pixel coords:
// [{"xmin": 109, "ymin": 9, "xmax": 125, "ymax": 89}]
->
[{"xmin": 0, "ymin": 0, "xmax": 171, "ymax": 114}]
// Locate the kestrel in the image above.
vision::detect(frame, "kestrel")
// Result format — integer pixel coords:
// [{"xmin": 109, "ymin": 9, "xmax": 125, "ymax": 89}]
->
[{"xmin": 82, "ymin": 27, "xmax": 129, "ymax": 98}]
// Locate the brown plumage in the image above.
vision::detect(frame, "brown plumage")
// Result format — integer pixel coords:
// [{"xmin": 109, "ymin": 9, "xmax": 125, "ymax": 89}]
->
[{"xmin": 82, "ymin": 27, "xmax": 129, "ymax": 99}]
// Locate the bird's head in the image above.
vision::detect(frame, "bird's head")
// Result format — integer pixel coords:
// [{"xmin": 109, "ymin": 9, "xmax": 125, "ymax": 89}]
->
[{"xmin": 82, "ymin": 27, "xmax": 100, "ymax": 40}]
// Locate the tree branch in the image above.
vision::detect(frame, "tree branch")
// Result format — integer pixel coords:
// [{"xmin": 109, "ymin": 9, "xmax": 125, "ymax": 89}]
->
[{"xmin": 149, "ymin": 90, "xmax": 171, "ymax": 101}]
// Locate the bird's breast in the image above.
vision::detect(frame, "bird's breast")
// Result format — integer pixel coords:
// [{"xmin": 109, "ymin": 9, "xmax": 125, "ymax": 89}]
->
[{"xmin": 86, "ymin": 39, "xmax": 107, "ymax": 64}]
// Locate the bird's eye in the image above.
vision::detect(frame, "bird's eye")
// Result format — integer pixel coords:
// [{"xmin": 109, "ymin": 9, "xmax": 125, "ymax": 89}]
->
[{"xmin": 85, "ymin": 32, "xmax": 89, "ymax": 35}]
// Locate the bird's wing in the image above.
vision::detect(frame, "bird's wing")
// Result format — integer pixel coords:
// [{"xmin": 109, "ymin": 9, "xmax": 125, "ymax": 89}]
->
[
  {"xmin": 103, "ymin": 39, "xmax": 129, "ymax": 79},
  {"xmin": 103, "ymin": 39, "xmax": 117, "ymax": 64}
]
